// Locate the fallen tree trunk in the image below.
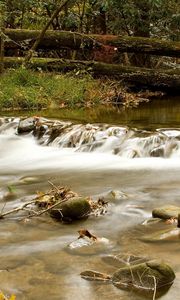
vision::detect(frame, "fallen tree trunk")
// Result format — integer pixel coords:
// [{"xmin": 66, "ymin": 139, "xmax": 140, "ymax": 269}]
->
[
  {"xmin": 4, "ymin": 57, "xmax": 180, "ymax": 92},
  {"xmin": 4, "ymin": 29, "xmax": 180, "ymax": 58}
]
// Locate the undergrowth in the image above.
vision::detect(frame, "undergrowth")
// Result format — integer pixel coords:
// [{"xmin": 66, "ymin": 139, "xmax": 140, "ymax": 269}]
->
[
  {"xmin": 0, "ymin": 68, "xmax": 109, "ymax": 110},
  {"xmin": 0, "ymin": 67, "xmax": 149, "ymax": 111}
]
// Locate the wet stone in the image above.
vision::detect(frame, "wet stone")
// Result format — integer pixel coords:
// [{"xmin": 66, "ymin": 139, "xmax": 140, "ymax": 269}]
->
[
  {"xmin": 49, "ymin": 197, "xmax": 91, "ymax": 222},
  {"xmin": 150, "ymin": 146, "xmax": 165, "ymax": 157},
  {"xmin": 18, "ymin": 117, "xmax": 36, "ymax": 134},
  {"xmin": 152, "ymin": 205, "xmax": 180, "ymax": 220},
  {"xmin": 81, "ymin": 258, "xmax": 175, "ymax": 295},
  {"xmin": 112, "ymin": 260, "xmax": 175, "ymax": 291}
]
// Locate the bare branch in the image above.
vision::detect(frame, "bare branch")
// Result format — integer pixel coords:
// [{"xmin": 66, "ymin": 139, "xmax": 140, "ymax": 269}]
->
[{"xmin": 0, "ymin": 200, "xmax": 36, "ymax": 218}]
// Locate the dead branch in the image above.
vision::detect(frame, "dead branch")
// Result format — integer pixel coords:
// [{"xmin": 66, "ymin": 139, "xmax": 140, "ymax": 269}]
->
[
  {"xmin": 28, "ymin": 197, "xmax": 69, "ymax": 218},
  {"xmin": 0, "ymin": 200, "xmax": 36, "ymax": 218}
]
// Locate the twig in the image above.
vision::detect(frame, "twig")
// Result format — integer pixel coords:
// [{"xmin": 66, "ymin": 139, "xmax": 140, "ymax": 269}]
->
[
  {"xmin": 28, "ymin": 197, "xmax": 69, "ymax": 218},
  {"xmin": 0, "ymin": 183, "xmax": 74, "ymax": 220},
  {"xmin": 128, "ymin": 264, "xmax": 135, "ymax": 284},
  {"xmin": 0, "ymin": 196, "xmax": 69, "ymax": 219},
  {"xmin": 0, "ymin": 200, "xmax": 7, "ymax": 215},
  {"xmin": 151, "ymin": 275, "xmax": 157, "ymax": 300},
  {"xmin": 48, "ymin": 180, "xmax": 61, "ymax": 192},
  {"xmin": 0, "ymin": 200, "xmax": 36, "ymax": 218}
]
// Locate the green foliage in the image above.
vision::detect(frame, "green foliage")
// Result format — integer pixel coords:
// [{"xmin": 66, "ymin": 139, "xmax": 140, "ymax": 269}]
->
[
  {"xmin": 2, "ymin": 0, "xmax": 179, "ymax": 40},
  {"xmin": 49, "ymin": 70, "xmax": 106, "ymax": 107},
  {"xmin": 0, "ymin": 68, "xmax": 51, "ymax": 109},
  {"xmin": 0, "ymin": 67, "xmax": 106, "ymax": 110},
  {"xmin": 108, "ymin": 0, "xmax": 180, "ymax": 40}
]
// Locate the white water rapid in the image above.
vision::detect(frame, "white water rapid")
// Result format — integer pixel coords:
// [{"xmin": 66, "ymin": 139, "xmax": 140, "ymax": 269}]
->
[{"xmin": 0, "ymin": 119, "xmax": 180, "ymax": 179}]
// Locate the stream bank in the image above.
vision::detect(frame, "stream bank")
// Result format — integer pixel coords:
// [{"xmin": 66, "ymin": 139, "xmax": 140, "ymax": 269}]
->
[{"xmin": 0, "ymin": 68, "xmax": 171, "ymax": 111}]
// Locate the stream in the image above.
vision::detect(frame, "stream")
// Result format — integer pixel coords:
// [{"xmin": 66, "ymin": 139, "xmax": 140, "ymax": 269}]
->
[{"xmin": 0, "ymin": 98, "xmax": 180, "ymax": 300}]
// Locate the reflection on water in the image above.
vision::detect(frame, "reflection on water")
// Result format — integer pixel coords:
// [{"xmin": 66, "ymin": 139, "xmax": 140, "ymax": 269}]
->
[
  {"xmin": 0, "ymin": 99, "xmax": 180, "ymax": 299},
  {"xmin": 1, "ymin": 96, "xmax": 180, "ymax": 128}
]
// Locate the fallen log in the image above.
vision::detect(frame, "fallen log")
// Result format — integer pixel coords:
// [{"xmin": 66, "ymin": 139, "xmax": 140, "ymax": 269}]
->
[
  {"xmin": 4, "ymin": 29, "xmax": 180, "ymax": 58},
  {"xmin": 3, "ymin": 57, "xmax": 180, "ymax": 92}
]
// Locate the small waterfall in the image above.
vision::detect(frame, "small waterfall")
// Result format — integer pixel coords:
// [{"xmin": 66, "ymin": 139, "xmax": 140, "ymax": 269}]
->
[
  {"xmin": 45, "ymin": 121, "xmax": 180, "ymax": 158},
  {"xmin": 0, "ymin": 117, "xmax": 180, "ymax": 158}
]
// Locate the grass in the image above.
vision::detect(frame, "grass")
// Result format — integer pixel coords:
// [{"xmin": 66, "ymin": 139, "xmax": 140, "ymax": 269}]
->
[{"xmin": 0, "ymin": 68, "xmax": 110, "ymax": 110}]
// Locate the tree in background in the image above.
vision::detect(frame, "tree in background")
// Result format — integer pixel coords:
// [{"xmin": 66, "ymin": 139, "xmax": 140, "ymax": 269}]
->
[
  {"xmin": 3, "ymin": 0, "xmax": 179, "ymax": 42},
  {"xmin": 107, "ymin": 0, "xmax": 180, "ymax": 41},
  {"xmin": 0, "ymin": 0, "xmax": 6, "ymax": 73},
  {"xmin": 1, "ymin": 0, "xmax": 179, "ymax": 67}
]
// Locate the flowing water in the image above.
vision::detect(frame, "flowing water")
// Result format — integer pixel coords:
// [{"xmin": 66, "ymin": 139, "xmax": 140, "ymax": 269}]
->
[{"xmin": 0, "ymin": 100, "xmax": 180, "ymax": 300}]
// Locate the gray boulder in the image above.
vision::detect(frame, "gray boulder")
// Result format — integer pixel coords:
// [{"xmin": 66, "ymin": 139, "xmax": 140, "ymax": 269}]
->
[{"xmin": 18, "ymin": 117, "xmax": 37, "ymax": 133}]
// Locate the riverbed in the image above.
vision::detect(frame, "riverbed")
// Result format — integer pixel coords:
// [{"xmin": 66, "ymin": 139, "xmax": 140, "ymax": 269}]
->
[{"xmin": 0, "ymin": 98, "xmax": 180, "ymax": 300}]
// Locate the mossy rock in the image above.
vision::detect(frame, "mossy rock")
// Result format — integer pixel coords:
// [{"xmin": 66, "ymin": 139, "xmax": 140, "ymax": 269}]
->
[
  {"xmin": 152, "ymin": 205, "xmax": 180, "ymax": 220},
  {"xmin": 50, "ymin": 197, "xmax": 91, "ymax": 221},
  {"xmin": 81, "ymin": 259, "xmax": 175, "ymax": 295},
  {"xmin": 112, "ymin": 260, "xmax": 175, "ymax": 291}
]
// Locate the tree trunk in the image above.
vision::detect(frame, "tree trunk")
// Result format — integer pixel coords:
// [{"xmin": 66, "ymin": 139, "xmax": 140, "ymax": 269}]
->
[
  {"xmin": 132, "ymin": 0, "xmax": 151, "ymax": 67},
  {"xmin": 3, "ymin": 57, "xmax": 180, "ymax": 92},
  {"xmin": 0, "ymin": 31, "xmax": 5, "ymax": 74},
  {"xmin": 0, "ymin": 2, "xmax": 5, "ymax": 74},
  {"xmin": 24, "ymin": 0, "xmax": 72, "ymax": 64},
  {"xmin": 4, "ymin": 29, "xmax": 180, "ymax": 58}
]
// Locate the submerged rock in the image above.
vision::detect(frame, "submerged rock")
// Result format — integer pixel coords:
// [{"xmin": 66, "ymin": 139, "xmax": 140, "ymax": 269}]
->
[
  {"xmin": 50, "ymin": 197, "xmax": 91, "ymax": 222},
  {"xmin": 142, "ymin": 217, "xmax": 162, "ymax": 226},
  {"xmin": 68, "ymin": 229, "xmax": 110, "ymax": 255},
  {"xmin": 108, "ymin": 190, "xmax": 127, "ymax": 200},
  {"xmin": 141, "ymin": 228, "xmax": 180, "ymax": 242},
  {"xmin": 101, "ymin": 190, "xmax": 127, "ymax": 202},
  {"xmin": 152, "ymin": 205, "xmax": 180, "ymax": 220}
]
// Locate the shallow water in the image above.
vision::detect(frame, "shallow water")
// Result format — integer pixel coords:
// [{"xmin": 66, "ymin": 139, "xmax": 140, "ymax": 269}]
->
[{"xmin": 0, "ymin": 101, "xmax": 180, "ymax": 299}]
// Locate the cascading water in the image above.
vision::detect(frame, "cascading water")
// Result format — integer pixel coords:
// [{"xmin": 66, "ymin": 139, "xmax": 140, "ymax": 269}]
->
[
  {"xmin": 0, "ymin": 116, "xmax": 180, "ymax": 300},
  {"xmin": 1, "ymin": 117, "xmax": 180, "ymax": 156}
]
